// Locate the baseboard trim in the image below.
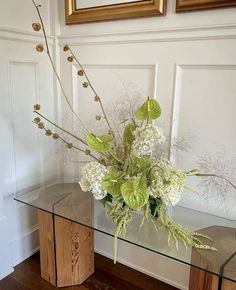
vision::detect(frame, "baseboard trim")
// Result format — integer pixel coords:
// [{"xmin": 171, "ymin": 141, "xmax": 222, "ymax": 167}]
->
[
  {"xmin": 95, "ymin": 248, "xmax": 188, "ymax": 290},
  {"xmin": 0, "ymin": 267, "xmax": 14, "ymax": 281}
]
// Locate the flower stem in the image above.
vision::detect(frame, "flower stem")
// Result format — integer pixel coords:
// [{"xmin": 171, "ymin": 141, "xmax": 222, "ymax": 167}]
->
[
  {"xmin": 68, "ymin": 47, "xmax": 115, "ymax": 138},
  {"xmin": 32, "ymin": 0, "xmax": 89, "ymax": 133}
]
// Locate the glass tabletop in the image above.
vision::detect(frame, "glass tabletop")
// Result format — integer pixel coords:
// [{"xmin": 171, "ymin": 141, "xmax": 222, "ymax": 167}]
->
[{"xmin": 14, "ymin": 183, "xmax": 236, "ymax": 284}]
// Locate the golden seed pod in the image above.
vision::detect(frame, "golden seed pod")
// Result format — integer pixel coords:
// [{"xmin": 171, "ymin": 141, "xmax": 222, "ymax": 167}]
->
[
  {"xmin": 45, "ymin": 129, "xmax": 52, "ymax": 136},
  {"xmin": 95, "ymin": 116, "xmax": 101, "ymax": 121},
  {"xmin": 32, "ymin": 23, "xmax": 41, "ymax": 32},
  {"xmin": 34, "ymin": 117, "xmax": 41, "ymax": 124},
  {"xmin": 82, "ymin": 82, "xmax": 89, "ymax": 88},
  {"xmin": 36, "ymin": 44, "xmax": 44, "ymax": 52},
  {"xmin": 63, "ymin": 44, "xmax": 69, "ymax": 52},
  {"xmin": 34, "ymin": 104, "xmax": 41, "ymax": 110},
  {"xmin": 66, "ymin": 143, "xmax": 73, "ymax": 149},
  {"xmin": 77, "ymin": 69, "xmax": 84, "ymax": 76},
  {"xmin": 52, "ymin": 133, "xmax": 59, "ymax": 139},
  {"xmin": 94, "ymin": 95, "xmax": 100, "ymax": 102},
  {"xmin": 38, "ymin": 122, "xmax": 45, "ymax": 129},
  {"xmin": 67, "ymin": 56, "xmax": 74, "ymax": 62},
  {"xmin": 85, "ymin": 149, "xmax": 91, "ymax": 155}
]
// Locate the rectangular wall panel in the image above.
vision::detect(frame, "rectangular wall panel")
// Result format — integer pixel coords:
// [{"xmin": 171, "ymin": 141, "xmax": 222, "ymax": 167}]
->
[
  {"xmin": 171, "ymin": 64, "xmax": 236, "ymax": 220},
  {"xmin": 9, "ymin": 61, "xmax": 44, "ymax": 193}
]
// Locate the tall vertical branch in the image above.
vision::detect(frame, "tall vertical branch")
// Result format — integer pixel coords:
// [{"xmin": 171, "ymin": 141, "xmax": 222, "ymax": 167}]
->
[
  {"xmin": 31, "ymin": 0, "xmax": 89, "ymax": 133},
  {"xmin": 68, "ymin": 48, "xmax": 115, "ymax": 139}
]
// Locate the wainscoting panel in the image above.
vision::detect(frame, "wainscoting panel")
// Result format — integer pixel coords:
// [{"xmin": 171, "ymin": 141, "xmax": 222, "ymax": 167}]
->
[
  {"xmin": 0, "ymin": 1, "xmax": 59, "ymax": 278},
  {"xmin": 171, "ymin": 64, "xmax": 236, "ymax": 219}
]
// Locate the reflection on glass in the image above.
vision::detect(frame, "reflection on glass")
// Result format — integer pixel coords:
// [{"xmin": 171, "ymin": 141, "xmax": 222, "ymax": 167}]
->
[
  {"xmin": 15, "ymin": 183, "xmax": 236, "ymax": 284},
  {"xmin": 76, "ymin": 0, "xmax": 144, "ymax": 9}
]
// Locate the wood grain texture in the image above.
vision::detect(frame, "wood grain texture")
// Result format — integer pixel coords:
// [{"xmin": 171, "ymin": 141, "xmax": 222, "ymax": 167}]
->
[
  {"xmin": 189, "ymin": 225, "xmax": 236, "ymax": 290},
  {"xmin": 176, "ymin": 0, "xmax": 236, "ymax": 13},
  {"xmin": 54, "ymin": 216, "xmax": 94, "ymax": 287},
  {"xmin": 38, "ymin": 210, "xmax": 56, "ymax": 286},
  {"xmin": 0, "ymin": 252, "xmax": 178, "ymax": 290}
]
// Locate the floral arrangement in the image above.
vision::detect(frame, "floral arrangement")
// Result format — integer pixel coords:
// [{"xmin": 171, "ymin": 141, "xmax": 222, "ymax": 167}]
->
[{"xmin": 31, "ymin": 1, "xmax": 235, "ymax": 262}]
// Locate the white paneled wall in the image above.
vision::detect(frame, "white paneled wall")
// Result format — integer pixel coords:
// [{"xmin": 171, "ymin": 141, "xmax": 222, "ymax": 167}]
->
[
  {"xmin": 0, "ymin": 0, "xmax": 60, "ymax": 279},
  {"xmin": 58, "ymin": 1, "xmax": 236, "ymax": 289},
  {"xmin": 1, "ymin": 1, "xmax": 236, "ymax": 289}
]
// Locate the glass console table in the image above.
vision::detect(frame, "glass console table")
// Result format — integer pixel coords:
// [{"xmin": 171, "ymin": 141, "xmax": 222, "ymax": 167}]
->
[{"xmin": 14, "ymin": 183, "xmax": 236, "ymax": 289}]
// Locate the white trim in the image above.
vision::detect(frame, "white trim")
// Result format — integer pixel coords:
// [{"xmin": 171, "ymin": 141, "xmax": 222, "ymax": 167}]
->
[
  {"xmin": 95, "ymin": 248, "xmax": 188, "ymax": 290},
  {"xmin": 169, "ymin": 63, "xmax": 236, "ymax": 164},
  {"xmin": 0, "ymin": 26, "xmax": 54, "ymax": 44},
  {"xmin": 0, "ymin": 268, "xmax": 14, "ymax": 281},
  {"xmin": 58, "ymin": 23, "xmax": 236, "ymax": 45},
  {"xmin": 10, "ymin": 225, "xmax": 39, "ymax": 244}
]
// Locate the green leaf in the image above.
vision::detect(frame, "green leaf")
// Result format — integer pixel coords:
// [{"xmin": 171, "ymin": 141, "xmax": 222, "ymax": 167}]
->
[
  {"xmin": 135, "ymin": 98, "xmax": 161, "ymax": 120},
  {"xmin": 101, "ymin": 170, "xmax": 124, "ymax": 197},
  {"xmin": 121, "ymin": 178, "xmax": 148, "ymax": 210},
  {"xmin": 129, "ymin": 156, "xmax": 151, "ymax": 176},
  {"xmin": 100, "ymin": 193, "xmax": 113, "ymax": 207},
  {"xmin": 123, "ymin": 123, "xmax": 137, "ymax": 145},
  {"xmin": 86, "ymin": 133, "xmax": 113, "ymax": 152}
]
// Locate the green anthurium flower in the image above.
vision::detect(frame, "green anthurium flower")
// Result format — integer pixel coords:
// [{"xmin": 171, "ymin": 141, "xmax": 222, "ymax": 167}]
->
[
  {"xmin": 121, "ymin": 178, "xmax": 148, "ymax": 210},
  {"xmin": 128, "ymin": 156, "xmax": 151, "ymax": 177},
  {"xmin": 101, "ymin": 170, "xmax": 124, "ymax": 197},
  {"xmin": 135, "ymin": 98, "xmax": 161, "ymax": 120},
  {"xmin": 86, "ymin": 133, "xmax": 113, "ymax": 152}
]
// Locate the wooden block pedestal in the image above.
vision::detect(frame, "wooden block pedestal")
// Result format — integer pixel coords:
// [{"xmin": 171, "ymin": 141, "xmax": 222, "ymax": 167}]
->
[
  {"xmin": 189, "ymin": 226, "xmax": 236, "ymax": 290},
  {"xmin": 38, "ymin": 209, "xmax": 94, "ymax": 287}
]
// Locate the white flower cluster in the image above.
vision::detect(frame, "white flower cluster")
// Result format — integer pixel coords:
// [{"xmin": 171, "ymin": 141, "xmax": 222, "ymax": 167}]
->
[
  {"xmin": 148, "ymin": 158, "xmax": 186, "ymax": 206},
  {"xmin": 79, "ymin": 161, "xmax": 108, "ymax": 200},
  {"xmin": 132, "ymin": 124, "xmax": 165, "ymax": 157}
]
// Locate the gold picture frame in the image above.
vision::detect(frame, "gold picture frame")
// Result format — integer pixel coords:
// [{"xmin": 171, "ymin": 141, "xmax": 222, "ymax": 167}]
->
[
  {"xmin": 65, "ymin": 0, "xmax": 167, "ymax": 24},
  {"xmin": 176, "ymin": 0, "xmax": 236, "ymax": 13}
]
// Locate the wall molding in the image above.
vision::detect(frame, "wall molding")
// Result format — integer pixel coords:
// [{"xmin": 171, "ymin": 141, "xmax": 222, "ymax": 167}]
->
[
  {"xmin": 0, "ymin": 26, "xmax": 54, "ymax": 44},
  {"xmin": 58, "ymin": 23, "xmax": 236, "ymax": 45},
  {"xmin": 0, "ymin": 267, "xmax": 14, "ymax": 281},
  {"xmin": 10, "ymin": 224, "xmax": 39, "ymax": 267},
  {"xmin": 170, "ymin": 63, "xmax": 236, "ymax": 165},
  {"xmin": 95, "ymin": 248, "xmax": 188, "ymax": 290}
]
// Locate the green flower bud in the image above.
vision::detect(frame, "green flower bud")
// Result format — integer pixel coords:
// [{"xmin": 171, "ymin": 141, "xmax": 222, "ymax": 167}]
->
[
  {"xmin": 45, "ymin": 129, "xmax": 52, "ymax": 136},
  {"xmin": 34, "ymin": 117, "xmax": 40, "ymax": 124},
  {"xmin": 52, "ymin": 133, "xmax": 59, "ymax": 139},
  {"xmin": 66, "ymin": 143, "xmax": 73, "ymax": 149},
  {"xmin": 38, "ymin": 122, "xmax": 45, "ymax": 129}
]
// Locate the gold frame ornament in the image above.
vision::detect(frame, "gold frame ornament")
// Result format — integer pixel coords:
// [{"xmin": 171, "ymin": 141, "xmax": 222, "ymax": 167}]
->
[
  {"xmin": 176, "ymin": 0, "xmax": 236, "ymax": 13},
  {"xmin": 65, "ymin": 0, "xmax": 166, "ymax": 24}
]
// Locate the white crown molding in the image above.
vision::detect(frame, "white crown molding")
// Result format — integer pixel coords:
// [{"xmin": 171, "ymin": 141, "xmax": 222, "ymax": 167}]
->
[
  {"xmin": 58, "ymin": 23, "xmax": 236, "ymax": 45},
  {"xmin": 0, "ymin": 26, "xmax": 54, "ymax": 44}
]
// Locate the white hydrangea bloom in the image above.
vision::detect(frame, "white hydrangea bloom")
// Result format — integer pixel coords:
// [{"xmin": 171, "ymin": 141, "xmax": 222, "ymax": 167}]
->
[
  {"xmin": 148, "ymin": 158, "xmax": 186, "ymax": 206},
  {"xmin": 79, "ymin": 161, "xmax": 108, "ymax": 200},
  {"xmin": 132, "ymin": 124, "xmax": 165, "ymax": 157}
]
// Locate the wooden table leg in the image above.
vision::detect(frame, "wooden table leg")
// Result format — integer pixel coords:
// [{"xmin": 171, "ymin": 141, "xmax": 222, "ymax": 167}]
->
[
  {"xmin": 189, "ymin": 267, "xmax": 235, "ymax": 290},
  {"xmin": 189, "ymin": 226, "xmax": 236, "ymax": 290},
  {"xmin": 38, "ymin": 209, "xmax": 94, "ymax": 287}
]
